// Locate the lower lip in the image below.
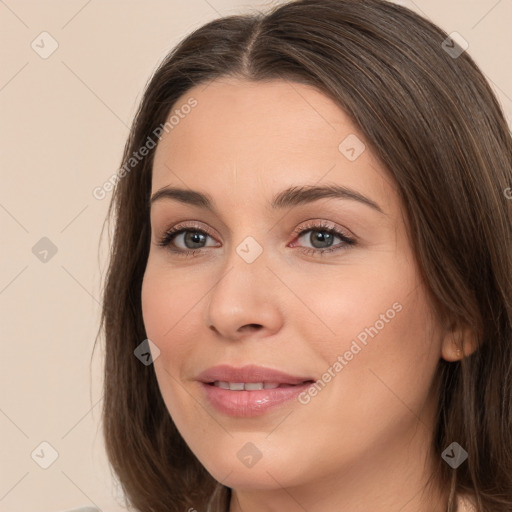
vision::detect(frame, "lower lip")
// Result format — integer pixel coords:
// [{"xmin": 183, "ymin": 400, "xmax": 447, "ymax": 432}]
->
[{"xmin": 200, "ymin": 382, "xmax": 313, "ymax": 417}]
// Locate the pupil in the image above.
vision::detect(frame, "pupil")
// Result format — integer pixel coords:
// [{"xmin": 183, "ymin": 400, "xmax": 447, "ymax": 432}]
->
[
  {"xmin": 186, "ymin": 231, "xmax": 205, "ymax": 248},
  {"xmin": 312, "ymin": 231, "xmax": 332, "ymax": 248}
]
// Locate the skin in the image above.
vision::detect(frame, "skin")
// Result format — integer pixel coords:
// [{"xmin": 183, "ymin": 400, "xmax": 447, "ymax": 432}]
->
[{"xmin": 141, "ymin": 78, "xmax": 476, "ymax": 512}]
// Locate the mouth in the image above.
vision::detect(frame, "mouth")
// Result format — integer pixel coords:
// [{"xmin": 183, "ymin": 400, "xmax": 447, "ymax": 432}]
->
[
  {"xmin": 196, "ymin": 365, "xmax": 316, "ymax": 417},
  {"xmin": 206, "ymin": 381, "xmax": 314, "ymax": 390},
  {"xmin": 196, "ymin": 364, "xmax": 314, "ymax": 386},
  {"xmin": 199, "ymin": 380, "xmax": 315, "ymax": 417}
]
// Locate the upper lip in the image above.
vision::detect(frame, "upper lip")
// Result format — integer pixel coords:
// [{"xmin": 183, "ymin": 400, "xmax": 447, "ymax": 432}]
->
[{"xmin": 196, "ymin": 364, "xmax": 314, "ymax": 385}]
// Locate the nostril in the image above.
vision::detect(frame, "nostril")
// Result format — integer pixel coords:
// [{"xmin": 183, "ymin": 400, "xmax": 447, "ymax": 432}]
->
[{"xmin": 240, "ymin": 324, "xmax": 262, "ymax": 331}]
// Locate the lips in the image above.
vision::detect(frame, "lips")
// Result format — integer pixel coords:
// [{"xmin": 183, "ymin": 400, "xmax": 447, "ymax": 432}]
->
[
  {"xmin": 196, "ymin": 364, "xmax": 316, "ymax": 417},
  {"xmin": 196, "ymin": 364, "xmax": 314, "ymax": 387}
]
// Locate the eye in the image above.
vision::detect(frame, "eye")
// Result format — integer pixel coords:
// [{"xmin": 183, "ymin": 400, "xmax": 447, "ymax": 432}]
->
[
  {"xmin": 291, "ymin": 220, "xmax": 356, "ymax": 256},
  {"xmin": 156, "ymin": 220, "xmax": 356, "ymax": 258},
  {"xmin": 156, "ymin": 222, "xmax": 218, "ymax": 257}
]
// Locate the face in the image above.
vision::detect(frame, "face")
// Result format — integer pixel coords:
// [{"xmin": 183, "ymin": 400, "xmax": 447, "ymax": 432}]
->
[{"xmin": 141, "ymin": 78, "xmax": 450, "ymax": 503}]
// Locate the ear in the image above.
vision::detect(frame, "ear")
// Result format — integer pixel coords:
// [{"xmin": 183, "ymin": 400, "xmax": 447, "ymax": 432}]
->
[{"xmin": 440, "ymin": 318, "xmax": 479, "ymax": 362}]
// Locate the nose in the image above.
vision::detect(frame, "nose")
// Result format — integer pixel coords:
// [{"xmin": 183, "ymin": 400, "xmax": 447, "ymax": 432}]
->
[{"xmin": 204, "ymin": 247, "xmax": 284, "ymax": 342}]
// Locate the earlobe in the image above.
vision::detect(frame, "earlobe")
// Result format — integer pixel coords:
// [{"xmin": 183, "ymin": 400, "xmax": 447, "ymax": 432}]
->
[{"xmin": 440, "ymin": 320, "xmax": 479, "ymax": 362}]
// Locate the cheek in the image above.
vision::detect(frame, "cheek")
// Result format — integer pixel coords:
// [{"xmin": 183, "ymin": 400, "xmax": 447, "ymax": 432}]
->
[
  {"xmin": 141, "ymin": 258, "xmax": 202, "ymax": 339},
  {"xmin": 140, "ymin": 264, "xmax": 204, "ymax": 421},
  {"xmin": 332, "ymin": 281, "xmax": 439, "ymax": 417},
  {"xmin": 141, "ymin": 266, "xmax": 169, "ymax": 342},
  {"xmin": 141, "ymin": 263, "xmax": 200, "ymax": 375},
  {"xmin": 293, "ymin": 254, "xmax": 411, "ymax": 357},
  {"xmin": 294, "ymin": 283, "xmax": 440, "ymax": 469},
  {"xmin": 298, "ymin": 251, "xmax": 440, "ymax": 407}
]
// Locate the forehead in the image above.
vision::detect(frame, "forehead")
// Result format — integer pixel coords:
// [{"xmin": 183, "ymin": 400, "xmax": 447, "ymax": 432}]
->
[
  {"xmin": 153, "ymin": 77, "xmax": 350, "ymax": 165},
  {"xmin": 151, "ymin": 78, "xmax": 397, "ymax": 216}
]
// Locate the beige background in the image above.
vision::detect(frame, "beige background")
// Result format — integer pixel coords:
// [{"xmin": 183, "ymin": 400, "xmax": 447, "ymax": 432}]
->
[{"xmin": 0, "ymin": 1, "xmax": 511, "ymax": 511}]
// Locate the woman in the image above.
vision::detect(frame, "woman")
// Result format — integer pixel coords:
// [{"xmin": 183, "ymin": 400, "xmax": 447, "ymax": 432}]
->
[{"xmin": 96, "ymin": 0, "xmax": 512, "ymax": 511}]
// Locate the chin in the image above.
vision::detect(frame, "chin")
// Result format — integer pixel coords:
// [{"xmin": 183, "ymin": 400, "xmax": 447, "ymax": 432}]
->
[
  {"xmin": 208, "ymin": 465, "xmax": 293, "ymax": 491},
  {"xmin": 194, "ymin": 442, "xmax": 306, "ymax": 491}
]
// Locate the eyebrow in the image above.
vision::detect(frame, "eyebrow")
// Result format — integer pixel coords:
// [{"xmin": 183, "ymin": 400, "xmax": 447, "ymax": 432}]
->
[{"xmin": 150, "ymin": 184, "xmax": 385, "ymax": 215}]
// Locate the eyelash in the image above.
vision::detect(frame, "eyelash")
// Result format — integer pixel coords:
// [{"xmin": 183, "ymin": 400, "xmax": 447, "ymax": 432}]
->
[{"xmin": 156, "ymin": 220, "xmax": 356, "ymax": 258}]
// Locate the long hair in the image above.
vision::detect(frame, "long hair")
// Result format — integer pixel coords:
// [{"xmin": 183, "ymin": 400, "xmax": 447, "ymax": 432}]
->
[{"xmin": 95, "ymin": 1, "xmax": 512, "ymax": 510}]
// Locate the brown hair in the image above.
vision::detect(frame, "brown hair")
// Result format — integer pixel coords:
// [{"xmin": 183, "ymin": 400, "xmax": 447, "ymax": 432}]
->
[{"xmin": 95, "ymin": 0, "xmax": 512, "ymax": 511}]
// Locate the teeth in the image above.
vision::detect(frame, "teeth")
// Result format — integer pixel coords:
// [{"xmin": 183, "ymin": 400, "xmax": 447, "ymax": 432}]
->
[
  {"xmin": 244, "ymin": 382, "xmax": 264, "ymax": 390},
  {"xmin": 212, "ymin": 381, "xmax": 284, "ymax": 390}
]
